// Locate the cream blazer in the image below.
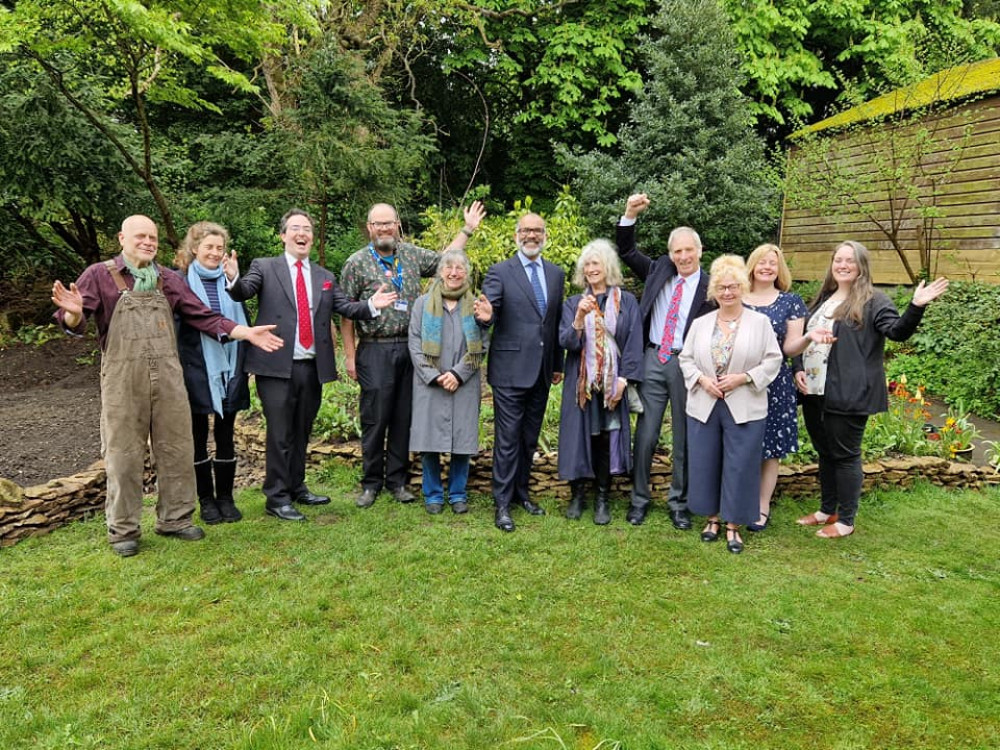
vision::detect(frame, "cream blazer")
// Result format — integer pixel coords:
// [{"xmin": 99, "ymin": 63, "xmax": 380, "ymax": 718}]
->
[{"xmin": 679, "ymin": 308, "xmax": 782, "ymax": 424}]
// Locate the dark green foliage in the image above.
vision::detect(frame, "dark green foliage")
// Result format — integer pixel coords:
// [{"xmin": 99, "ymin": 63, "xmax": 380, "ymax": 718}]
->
[
  {"xmin": 885, "ymin": 281, "xmax": 1000, "ymax": 419},
  {"xmin": 564, "ymin": 0, "xmax": 780, "ymax": 257}
]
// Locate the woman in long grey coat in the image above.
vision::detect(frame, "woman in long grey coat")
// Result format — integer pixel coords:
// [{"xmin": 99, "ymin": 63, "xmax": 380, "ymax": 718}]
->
[
  {"xmin": 557, "ymin": 239, "xmax": 644, "ymax": 525},
  {"xmin": 408, "ymin": 249, "xmax": 488, "ymax": 514}
]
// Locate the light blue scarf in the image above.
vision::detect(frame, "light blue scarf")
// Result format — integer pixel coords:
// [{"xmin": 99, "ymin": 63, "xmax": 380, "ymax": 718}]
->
[{"xmin": 187, "ymin": 261, "xmax": 247, "ymax": 415}]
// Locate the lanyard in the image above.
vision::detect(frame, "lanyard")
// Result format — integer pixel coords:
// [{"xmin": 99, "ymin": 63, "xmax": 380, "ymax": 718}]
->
[{"xmin": 369, "ymin": 244, "xmax": 403, "ymax": 292}]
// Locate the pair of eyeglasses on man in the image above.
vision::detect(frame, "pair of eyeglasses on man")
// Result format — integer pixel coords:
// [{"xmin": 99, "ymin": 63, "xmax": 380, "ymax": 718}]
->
[
  {"xmin": 517, "ymin": 227, "xmax": 545, "ymax": 236},
  {"xmin": 369, "ymin": 221, "xmax": 398, "ymax": 229}
]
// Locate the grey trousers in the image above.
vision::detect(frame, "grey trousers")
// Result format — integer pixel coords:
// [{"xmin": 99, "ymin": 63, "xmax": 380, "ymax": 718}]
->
[{"xmin": 631, "ymin": 346, "xmax": 689, "ymax": 511}]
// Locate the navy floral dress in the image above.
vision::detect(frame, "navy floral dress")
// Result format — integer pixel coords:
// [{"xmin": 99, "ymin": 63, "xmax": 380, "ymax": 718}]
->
[{"xmin": 745, "ymin": 292, "xmax": 808, "ymax": 459}]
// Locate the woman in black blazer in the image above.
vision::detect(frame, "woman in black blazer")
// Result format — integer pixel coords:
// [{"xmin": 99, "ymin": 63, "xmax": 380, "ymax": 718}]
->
[
  {"xmin": 175, "ymin": 222, "xmax": 250, "ymax": 524},
  {"xmin": 794, "ymin": 241, "xmax": 948, "ymax": 538}
]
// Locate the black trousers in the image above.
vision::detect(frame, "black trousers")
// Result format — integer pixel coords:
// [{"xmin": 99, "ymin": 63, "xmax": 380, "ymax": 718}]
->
[
  {"xmin": 191, "ymin": 411, "xmax": 237, "ymax": 462},
  {"xmin": 801, "ymin": 395, "xmax": 868, "ymax": 526},
  {"xmin": 356, "ymin": 339, "xmax": 413, "ymax": 492},
  {"xmin": 491, "ymin": 372, "xmax": 551, "ymax": 509},
  {"xmin": 256, "ymin": 361, "xmax": 321, "ymax": 508}
]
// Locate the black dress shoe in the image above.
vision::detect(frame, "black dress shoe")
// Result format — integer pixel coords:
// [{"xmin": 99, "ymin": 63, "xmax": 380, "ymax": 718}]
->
[
  {"xmin": 670, "ymin": 509, "xmax": 693, "ymax": 530},
  {"xmin": 726, "ymin": 526, "xmax": 744, "ymax": 554},
  {"xmin": 495, "ymin": 507, "xmax": 515, "ymax": 532},
  {"xmin": 626, "ymin": 505, "xmax": 647, "ymax": 526},
  {"xmin": 295, "ymin": 491, "xmax": 330, "ymax": 506},
  {"xmin": 391, "ymin": 486, "xmax": 416, "ymax": 503},
  {"xmin": 356, "ymin": 488, "xmax": 377, "ymax": 508},
  {"xmin": 156, "ymin": 525, "xmax": 206, "ymax": 541},
  {"xmin": 265, "ymin": 504, "xmax": 307, "ymax": 521},
  {"xmin": 518, "ymin": 499, "xmax": 546, "ymax": 516}
]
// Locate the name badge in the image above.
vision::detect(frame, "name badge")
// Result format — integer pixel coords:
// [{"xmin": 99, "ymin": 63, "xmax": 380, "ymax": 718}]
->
[{"xmin": 393, "ymin": 300, "xmax": 409, "ymax": 312}]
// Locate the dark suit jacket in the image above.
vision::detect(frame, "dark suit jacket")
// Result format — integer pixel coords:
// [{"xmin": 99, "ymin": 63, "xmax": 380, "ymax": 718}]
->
[
  {"xmin": 228, "ymin": 256, "xmax": 373, "ymax": 384},
  {"xmin": 482, "ymin": 256, "xmax": 565, "ymax": 388},
  {"xmin": 616, "ymin": 223, "xmax": 714, "ymax": 341}
]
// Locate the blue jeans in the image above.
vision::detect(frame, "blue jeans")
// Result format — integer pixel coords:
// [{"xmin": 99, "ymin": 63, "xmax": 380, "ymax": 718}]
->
[{"xmin": 421, "ymin": 453, "xmax": 471, "ymax": 505}]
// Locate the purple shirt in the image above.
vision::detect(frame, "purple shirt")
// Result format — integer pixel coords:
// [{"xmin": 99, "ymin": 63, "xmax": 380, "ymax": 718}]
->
[{"xmin": 55, "ymin": 255, "xmax": 237, "ymax": 351}]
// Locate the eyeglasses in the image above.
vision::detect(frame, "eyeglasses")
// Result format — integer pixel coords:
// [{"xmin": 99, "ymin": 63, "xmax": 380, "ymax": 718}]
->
[
  {"xmin": 517, "ymin": 227, "xmax": 545, "ymax": 236},
  {"xmin": 369, "ymin": 221, "xmax": 398, "ymax": 229},
  {"xmin": 286, "ymin": 225, "xmax": 313, "ymax": 234},
  {"xmin": 717, "ymin": 284, "xmax": 742, "ymax": 293}
]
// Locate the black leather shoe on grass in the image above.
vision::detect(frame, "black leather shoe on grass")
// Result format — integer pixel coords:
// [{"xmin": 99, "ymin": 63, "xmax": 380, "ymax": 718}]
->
[
  {"xmin": 356, "ymin": 488, "xmax": 377, "ymax": 508},
  {"xmin": 451, "ymin": 501, "xmax": 469, "ymax": 514},
  {"xmin": 111, "ymin": 540, "xmax": 139, "ymax": 557},
  {"xmin": 156, "ymin": 525, "xmax": 206, "ymax": 541}
]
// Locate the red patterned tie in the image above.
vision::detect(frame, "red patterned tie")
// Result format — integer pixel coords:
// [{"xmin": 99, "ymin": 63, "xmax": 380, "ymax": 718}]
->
[
  {"xmin": 295, "ymin": 260, "xmax": 313, "ymax": 349},
  {"xmin": 657, "ymin": 277, "xmax": 684, "ymax": 363}
]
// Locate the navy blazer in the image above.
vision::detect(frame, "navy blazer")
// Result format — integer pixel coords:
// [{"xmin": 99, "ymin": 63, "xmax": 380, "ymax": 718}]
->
[
  {"xmin": 615, "ymin": 223, "xmax": 714, "ymax": 343},
  {"xmin": 228, "ymin": 256, "xmax": 373, "ymax": 384},
  {"xmin": 482, "ymin": 255, "xmax": 565, "ymax": 388}
]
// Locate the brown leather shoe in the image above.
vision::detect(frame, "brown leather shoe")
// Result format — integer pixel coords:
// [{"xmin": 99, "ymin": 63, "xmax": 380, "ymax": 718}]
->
[{"xmin": 796, "ymin": 512, "xmax": 838, "ymax": 526}]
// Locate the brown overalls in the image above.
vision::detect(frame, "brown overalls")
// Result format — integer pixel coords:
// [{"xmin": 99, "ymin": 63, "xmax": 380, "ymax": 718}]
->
[{"xmin": 101, "ymin": 262, "xmax": 196, "ymax": 543}]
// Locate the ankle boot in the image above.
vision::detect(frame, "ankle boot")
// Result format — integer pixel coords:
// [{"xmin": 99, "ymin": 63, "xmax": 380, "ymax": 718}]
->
[
  {"xmin": 592, "ymin": 435, "xmax": 611, "ymax": 525},
  {"xmin": 566, "ymin": 480, "xmax": 587, "ymax": 520},
  {"xmin": 195, "ymin": 458, "xmax": 222, "ymax": 525},
  {"xmin": 213, "ymin": 458, "xmax": 242, "ymax": 522}
]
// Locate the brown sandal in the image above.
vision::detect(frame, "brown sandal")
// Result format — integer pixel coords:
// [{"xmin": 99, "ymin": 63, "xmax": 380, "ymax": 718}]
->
[{"xmin": 797, "ymin": 512, "xmax": 839, "ymax": 526}]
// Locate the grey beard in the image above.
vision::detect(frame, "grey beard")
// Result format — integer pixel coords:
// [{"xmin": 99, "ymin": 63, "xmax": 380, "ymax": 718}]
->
[
  {"xmin": 374, "ymin": 236, "xmax": 399, "ymax": 253},
  {"xmin": 518, "ymin": 241, "xmax": 543, "ymax": 259}
]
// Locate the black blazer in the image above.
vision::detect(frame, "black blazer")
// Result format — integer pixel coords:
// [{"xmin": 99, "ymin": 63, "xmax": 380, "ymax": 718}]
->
[
  {"xmin": 228, "ymin": 256, "xmax": 373, "ymax": 384},
  {"xmin": 482, "ymin": 255, "xmax": 565, "ymax": 388},
  {"xmin": 615, "ymin": 222, "xmax": 714, "ymax": 342},
  {"xmin": 812, "ymin": 291, "xmax": 926, "ymax": 415}
]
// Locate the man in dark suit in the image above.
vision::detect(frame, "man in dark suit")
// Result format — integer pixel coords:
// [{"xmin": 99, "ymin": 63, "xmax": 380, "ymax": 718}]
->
[
  {"xmin": 617, "ymin": 194, "xmax": 714, "ymax": 528},
  {"xmin": 474, "ymin": 212, "xmax": 565, "ymax": 532},
  {"xmin": 227, "ymin": 209, "xmax": 397, "ymax": 521}
]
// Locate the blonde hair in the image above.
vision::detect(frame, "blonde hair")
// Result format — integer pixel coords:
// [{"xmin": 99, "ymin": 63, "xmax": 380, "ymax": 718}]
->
[
  {"xmin": 707, "ymin": 255, "xmax": 750, "ymax": 302},
  {"xmin": 813, "ymin": 241, "xmax": 874, "ymax": 326},
  {"xmin": 571, "ymin": 239, "xmax": 624, "ymax": 288},
  {"xmin": 176, "ymin": 221, "xmax": 229, "ymax": 272},
  {"xmin": 746, "ymin": 243, "xmax": 792, "ymax": 291}
]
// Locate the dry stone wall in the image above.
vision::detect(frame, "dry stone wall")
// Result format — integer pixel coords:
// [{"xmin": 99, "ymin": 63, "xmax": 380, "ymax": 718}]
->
[{"xmin": 1, "ymin": 421, "xmax": 997, "ymax": 547}]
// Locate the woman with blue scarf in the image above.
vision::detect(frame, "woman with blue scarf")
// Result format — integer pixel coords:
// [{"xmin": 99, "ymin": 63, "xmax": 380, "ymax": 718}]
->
[{"xmin": 175, "ymin": 222, "xmax": 250, "ymax": 524}]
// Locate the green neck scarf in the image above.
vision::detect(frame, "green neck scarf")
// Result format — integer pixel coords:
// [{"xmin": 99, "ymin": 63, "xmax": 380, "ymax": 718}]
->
[{"xmin": 122, "ymin": 257, "xmax": 159, "ymax": 292}]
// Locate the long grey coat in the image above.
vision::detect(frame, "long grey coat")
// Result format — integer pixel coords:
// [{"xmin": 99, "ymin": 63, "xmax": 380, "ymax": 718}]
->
[{"xmin": 408, "ymin": 294, "xmax": 488, "ymax": 454}]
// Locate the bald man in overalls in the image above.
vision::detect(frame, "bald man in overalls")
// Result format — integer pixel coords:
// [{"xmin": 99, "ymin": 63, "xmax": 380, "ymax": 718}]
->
[{"xmin": 52, "ymin": 215, "xmax": 283, "ymax": 557}]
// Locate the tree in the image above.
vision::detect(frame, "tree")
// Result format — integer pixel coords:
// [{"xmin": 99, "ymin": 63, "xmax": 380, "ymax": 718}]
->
[
  {"xmin": 279, "ymin": 42, "xmax": 437, "ymax": 265},
  {"xmin": 0, "ymin": 0, "xmax": 307, "ymax": 247},
  {"xmin": 722, "ymin": 0, "xmax": 1000, "ymax": 130},
  {"xmin": 784, "ymin": 77, "xmax": 979, "ymax": 283},
  {"xmin": 564, "ymin": 0, "xmax": 779, "ymax": 257}
]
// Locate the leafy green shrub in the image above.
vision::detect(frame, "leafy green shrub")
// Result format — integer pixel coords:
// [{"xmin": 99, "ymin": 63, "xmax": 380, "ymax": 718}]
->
[
  {"xmin": 418, "ymin": 187, "xmax": 592, "ymax": 289},
  {"xmin": 885, "ymin": 281, "xmax": 1000, "ymax": 419}
]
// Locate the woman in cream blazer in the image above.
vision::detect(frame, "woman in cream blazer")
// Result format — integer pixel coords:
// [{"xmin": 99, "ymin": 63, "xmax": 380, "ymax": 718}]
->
[{"xmin": 679, "ymin": 255, "xmax": 781, "ymax": 554}]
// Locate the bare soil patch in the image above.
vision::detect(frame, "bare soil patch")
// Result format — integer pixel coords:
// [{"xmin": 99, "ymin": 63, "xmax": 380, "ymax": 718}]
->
[{"xmin": 0, "ymin": 335, "xmax": 102, "ymax": 486}]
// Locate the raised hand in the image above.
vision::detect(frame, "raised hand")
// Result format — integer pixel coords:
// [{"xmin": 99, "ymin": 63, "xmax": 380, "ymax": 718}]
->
[
  {"xmin": 463, "ymin": 201, "xmax": 487, "ymax": 232},
  {"xmin": 473, "ymin": 293, "xmax": 492, "ymax": 323},
  {"xmin": 370, "ymin": 283, "xmax": 399, "ymax": 309},
  {"xmin": 51, "ymin": 280, "xmax": 83, "ymax": 316},
  {"xmin": 624, "ymin": 193, "xmax": 650, "ymax": 220},
  {"xmin": 912, "ymin": 277, "xmax": 949, "ymax": 307},
  {"xmin": 222, "ymin": 248, "xmax": 239, "ymax": 281}
]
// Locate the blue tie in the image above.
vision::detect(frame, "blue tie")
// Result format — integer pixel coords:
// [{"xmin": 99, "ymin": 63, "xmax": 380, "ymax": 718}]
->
[{"xmin": 529, "ymin": 262, "xmax": 547, "ymax": 316}]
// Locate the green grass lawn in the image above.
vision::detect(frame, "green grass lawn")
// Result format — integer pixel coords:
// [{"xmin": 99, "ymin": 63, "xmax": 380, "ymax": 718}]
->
[{"xmin": 2, "ymin": 464, "xmax": 998, "ymax": 750}]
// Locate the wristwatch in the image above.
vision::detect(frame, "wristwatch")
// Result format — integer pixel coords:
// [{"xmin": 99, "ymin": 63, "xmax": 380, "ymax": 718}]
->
[{"xmin": 745, "ymin": 373, "xmax": 752, "ymax": 385}]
